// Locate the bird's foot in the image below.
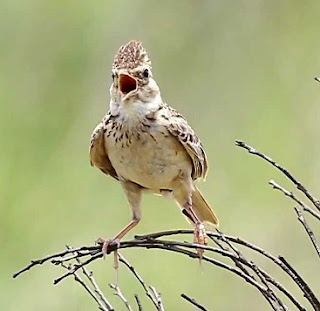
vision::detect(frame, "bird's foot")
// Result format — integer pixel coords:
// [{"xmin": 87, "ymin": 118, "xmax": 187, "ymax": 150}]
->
[
  {"xmin": 194, "ymin": 223, "xmax": 207, "ymax": 260},
  {"xmin": 96, "ymin": 237, "xmax": 120, "ymax": 256}
]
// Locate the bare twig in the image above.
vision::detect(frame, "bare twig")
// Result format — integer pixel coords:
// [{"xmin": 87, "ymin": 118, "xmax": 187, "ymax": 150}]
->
[
  {"xmin": 269, "ymin": 180, "xmax": 320, "ymax": 221},
  {"xmin": 181, "ymin": 293, "xmax": 209, "ymax": 311},
  {"xmin": 109, "ymin": 283, "xmax": 133, "ymax": 311},
  {"xmin": 53, "ymin": 252, "xmax": 103, "ymax": 285},
  {"xmin": 14, "ymin": 235, "xmax": 290, "ymax": 310},
  {"xmin": 13, "ymin": 245, "xmax": 98, "ymax": 279},
  {"xmin": 294, "ymin": 207, "xmax": 320, "ymax": 258},
  {"xmin": 149, "ymin": 286, "xmax": 165, "ymax": 311},
  {"xmin": 118, "ymin": 253, "xmax": 165, "ymax": 311},
  {"xmin": 13, "ymin": 230, "xmax": 319, "ymax": 310},
  {"xmin": 83, "ymin": 269, "xmax": 113, "ymax": 310},
  {"xmin": 268, "ymin": 180, "xmax": 320, "ymax": 259},
  {"xmin": 134, "ymin": 294, "xmax": 144, "ymax": 311},
  {"xmin": 138, "ymin": 229, "xmax": 315, "ymax": 310},
  {"xmin": 235, "ymin": 140, "xmax": 320, "ymax": 212},
  {"xmin": 210, "ymin": 231, "xmax": 288, "ymax": 310},
  {"xmin": 60, "ymin": 262, "xmax": 113, "ymax": 311},
  {"xmin": 67, "ymin": 245, "xmax": 114, "ymax": 310},
  {"xmin": 279, "ymin": 256, "xmax": 320, "ymax": 311}
]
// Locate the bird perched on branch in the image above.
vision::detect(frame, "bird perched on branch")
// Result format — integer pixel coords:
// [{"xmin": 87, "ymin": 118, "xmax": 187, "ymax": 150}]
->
[{"xmin": 90, "ymin": 40, "xmax": 218, "ymax": 257}]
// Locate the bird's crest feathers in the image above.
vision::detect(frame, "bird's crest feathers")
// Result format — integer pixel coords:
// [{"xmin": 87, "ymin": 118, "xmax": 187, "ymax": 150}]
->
[{"xmin": 113, "ymin": 40, "xmax": 151, "ymax": 70}]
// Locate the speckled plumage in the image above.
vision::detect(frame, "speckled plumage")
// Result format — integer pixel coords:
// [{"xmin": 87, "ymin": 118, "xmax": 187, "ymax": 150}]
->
[
  {"xmin": 113, "ymin": 40, "xmax": 151, "ymax": 70},
  {"xmin": 89, "ymin": 40, "xmax": 218, "ymax": 254}
]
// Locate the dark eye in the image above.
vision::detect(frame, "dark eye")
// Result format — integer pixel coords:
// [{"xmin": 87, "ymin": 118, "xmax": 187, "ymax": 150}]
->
[
  {"xmin": 111, "ymin": 73, "xmax": 115, "ymax": 80},
  {"xmin": 143, "ymin": 68, "xmax": 149, "ymax": 78}
]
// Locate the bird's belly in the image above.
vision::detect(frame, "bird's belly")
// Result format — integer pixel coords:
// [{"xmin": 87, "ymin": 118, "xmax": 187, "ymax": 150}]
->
[{"xmin": 107, "ymin": 133, "xmax": 191, "ymax": 189}]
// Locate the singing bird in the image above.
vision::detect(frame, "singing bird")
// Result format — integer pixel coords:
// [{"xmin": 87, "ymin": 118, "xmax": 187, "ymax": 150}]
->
[{"xmin": 90, "ymin": 40, "xmax": 218, "ymax": 255}]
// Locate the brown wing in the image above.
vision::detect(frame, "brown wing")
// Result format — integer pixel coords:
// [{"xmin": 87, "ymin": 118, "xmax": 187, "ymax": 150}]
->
[
  {"xmin": 163, "ymin": 103, "xmax": 208, "ymax": 180},
  {"xmin": 89, "ymin": 113, "xmax": 118, "ymax": 180}
]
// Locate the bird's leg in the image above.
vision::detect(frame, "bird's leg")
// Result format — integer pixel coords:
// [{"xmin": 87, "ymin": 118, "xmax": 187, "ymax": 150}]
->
[
  {"xmin": 173, "ymin": 176, "xmax": 207, "ymax": 259},
  {"xmin": 183, "ymin": 198, "xmax": 207, "ymax": 259},
  {"xmin": 99, "ymin": 218, "xmax": 140, "ymax": 255},
  {"xmin": 97, "ymin": 181, "xmax": 142, "ymax": 272}
]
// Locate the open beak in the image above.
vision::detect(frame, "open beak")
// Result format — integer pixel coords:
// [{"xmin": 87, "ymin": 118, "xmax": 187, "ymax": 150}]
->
[{"xmin": 118, "ymin": 74, "xmax": 137, "ymax": 98}]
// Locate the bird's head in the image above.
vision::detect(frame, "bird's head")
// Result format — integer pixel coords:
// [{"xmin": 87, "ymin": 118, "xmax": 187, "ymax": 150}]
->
[{"xmin": 110, "ymin": 40, "xmax": 160, "ymax": 105}]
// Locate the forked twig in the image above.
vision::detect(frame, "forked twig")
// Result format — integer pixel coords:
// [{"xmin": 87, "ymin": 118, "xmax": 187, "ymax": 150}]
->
[
  {"xmin": 109, "ymin": 283, "xmax": 133, "ymax": 311},
  {"xmin": 294, "ymin": 207, "xmax": 320, "ymax": 258},
  {"xmin": 118, "ymin": 253, "xmax": 165, "ymax": 311},
  {"xmin": 236, "ymin": 140, "xmax": 320, "ymax": 212},
  {"xmin": 269, "ymin": 180, "xmax": 320, "ymax": 221}
]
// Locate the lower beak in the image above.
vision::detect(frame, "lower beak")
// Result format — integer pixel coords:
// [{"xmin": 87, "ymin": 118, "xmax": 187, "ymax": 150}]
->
[{"xmin": 118, "ymin": 74, "xmax": 137, "ymax": 97}]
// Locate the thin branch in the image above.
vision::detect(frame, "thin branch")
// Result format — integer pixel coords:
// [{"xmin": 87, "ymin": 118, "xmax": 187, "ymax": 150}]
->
[
  {"xmin": 235, "ymin": 140, "xmax": 320, "ymax": 212},
  {"xmin": 268, "ymin": 180, "xmax": 320, "ymax": 259},
  {"xmin": 109, "ymin": 283, "xmax": 133, "ymax": 311},
  {"xmin": 209, "ymin": 232, "xmax": 287, "ymax": 310},
  {"xmin": 67, "ymin": 245, "xmax": 114, "ymax": 310},
  {"xmin": 269, "ymin": 180, "xmax": 320, "ymax": 221},
  {"xmin": 60, "ymin": 262, "xmax": 113, "ymax": 311},
  {"xmin": 152, "ymin": 243, "xmax": 285, "ymax": 310},
  {"xmin": 13, "ymin": 245, "xmax": 98, "ymax": 279},
  {"xmin": 53, "ymin": 252, "xmax": 103, "ymax": 285},
  {"xmin": 118, "ymin": 253, "xmax": 165, "ymax": 311},
  {"xmin": 181, "ymin": 293, "xmax": 209, "ymax": 311},
  {"xmin": 13, "ymin": 230, "xmax": 318, "ymax": 310},
  {"xmin": 294, "ymin": 207, "xmax": 320, "ymax": 258},
  {"xmin": 149, "ymin": 286, "xmax": 165, "ymax": 311},
  {"xmin": 82, "ymin": 269, "xmax": 113, "ymax": 309},
  {"xmin": 211, "ymin": 230, "xmax": 254, "ymax": 278},
  {"xmin": 134, "ymin": 294, "xmax": 144, "ymax": 311},
  {"xmin": 211, "ymin": 231, "xmax": 291, "ymax": 311},
  {"xmin": 138, "ymin": 229, "xmax": 315, "ymax": 310},
  {"xmin": 279, "ymin": 256, "xmax": 320, "ymax": 311}
]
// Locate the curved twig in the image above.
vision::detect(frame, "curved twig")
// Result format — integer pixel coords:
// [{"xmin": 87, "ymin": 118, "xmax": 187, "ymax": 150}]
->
[{"xmin": 235, "ymin": 140, "xmax": 320, "ymax": 212}]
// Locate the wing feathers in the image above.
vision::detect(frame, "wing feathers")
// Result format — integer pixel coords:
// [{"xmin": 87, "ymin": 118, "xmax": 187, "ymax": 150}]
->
[
  {"xmin": 163, "ymin": 103, "xmax": 208, "ymax": 180},
  {"xmin": 89, "ymin": 113, "xmax": 118, "ymax": 180}
]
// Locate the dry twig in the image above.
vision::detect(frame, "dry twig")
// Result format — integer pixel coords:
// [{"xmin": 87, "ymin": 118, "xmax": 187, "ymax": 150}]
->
[
  {"xmin": 269, "ymin": 180, "xmax": 320, "ymax": 221},
  {"xmin": 14, "ymin": 229, "xmax": 318, "ymax": 311},
  {"xmin": 235, "ymin": 140, "xmax": 320, "ymax": 212},
  {"xmin": 109, "ymin": 283, "xmax": 133, "ymax": 311},
  {"xmin": 181, "ymin": 293, "xmax": 209, "ymax": 311}
]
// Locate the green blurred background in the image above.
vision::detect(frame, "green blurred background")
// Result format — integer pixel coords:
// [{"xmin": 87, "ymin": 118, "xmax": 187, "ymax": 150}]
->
[{"xmin": 1, "ymin": 1, "xmax": 320, "ymax": 310}]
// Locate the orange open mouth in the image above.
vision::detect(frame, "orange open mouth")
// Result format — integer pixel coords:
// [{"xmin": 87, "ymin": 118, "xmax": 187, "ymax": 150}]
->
[{"xmin": 119, "ymin": 74, "xmax": 137, "ymax": 95}]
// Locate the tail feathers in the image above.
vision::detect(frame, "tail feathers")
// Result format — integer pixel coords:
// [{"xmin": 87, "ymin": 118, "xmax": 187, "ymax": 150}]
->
[{"xmin": 192, "ymin": 186, "xmax": 219, "ymax": 226}]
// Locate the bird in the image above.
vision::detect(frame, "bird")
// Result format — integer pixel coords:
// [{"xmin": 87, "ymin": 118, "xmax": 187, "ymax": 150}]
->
[{"xmin": 89, "ymin": 40, "xmax": 218, "ymax": 257}]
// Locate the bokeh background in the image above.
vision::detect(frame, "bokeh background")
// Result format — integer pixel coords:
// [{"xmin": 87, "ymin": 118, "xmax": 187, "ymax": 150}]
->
[{"xmin": 1, "ymin": 1, "xmax": 320, "ymax": 310}]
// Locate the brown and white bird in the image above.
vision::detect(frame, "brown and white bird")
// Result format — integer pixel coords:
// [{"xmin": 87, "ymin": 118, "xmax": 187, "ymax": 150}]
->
[{"xmin": 90, "ymin": 40, "xmax": 218, "ymax": 256}]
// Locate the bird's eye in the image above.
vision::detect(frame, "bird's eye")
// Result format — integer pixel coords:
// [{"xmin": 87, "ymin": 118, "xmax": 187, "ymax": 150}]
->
[
  {"xmin": 143, "ymin": 68, "xmax": 149, "ymax": 78},
  {"xmin": 111, "ymin": 73, "xmax": 115, "ymax": 80}
]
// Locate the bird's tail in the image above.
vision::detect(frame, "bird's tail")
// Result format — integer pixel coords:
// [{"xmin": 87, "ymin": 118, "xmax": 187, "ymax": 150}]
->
[{"xmin": 192, "ymin": 186, "xmax": 219, "ymax": 226}]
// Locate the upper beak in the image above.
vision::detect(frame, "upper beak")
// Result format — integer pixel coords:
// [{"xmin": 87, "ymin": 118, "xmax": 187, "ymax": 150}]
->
[{"xmin": 118, "ymin": 74, "xmax": 137, "ymax": 97}]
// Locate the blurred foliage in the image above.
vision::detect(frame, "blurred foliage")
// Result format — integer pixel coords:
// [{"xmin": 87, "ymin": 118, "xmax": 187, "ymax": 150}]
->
[{"xmin": 1, "ymin": 1, "xmax": 320, "ymax": 310}]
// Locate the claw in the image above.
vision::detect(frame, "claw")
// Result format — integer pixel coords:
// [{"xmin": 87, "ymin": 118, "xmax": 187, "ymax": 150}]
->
[
  {"xmin": 194, "ymin": 223, "xmax": 207, "ymax": 260},
  {"xmin": 96, "ymin": 238, "xmax": 120, "ymax": 257}
]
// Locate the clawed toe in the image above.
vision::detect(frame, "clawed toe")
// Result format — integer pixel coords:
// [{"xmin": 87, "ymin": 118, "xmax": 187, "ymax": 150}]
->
[
  {"xmin": 96, "ymin": 238, "xmax": 120, "ymax": 256},
  {"xmin": 194, "ymin": 223, "xmax": 207, "ymax": 259}
]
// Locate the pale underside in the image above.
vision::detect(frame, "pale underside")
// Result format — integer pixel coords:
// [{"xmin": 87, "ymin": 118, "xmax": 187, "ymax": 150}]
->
[
  {"xmin": 90, "ymin": 102, "xmax": 207, "ymax": 189},
  {"xmin": 89, "ymin": 101, "xmax": 218, "ymax": 225},
  {"xmin": 106, "ymin": 120, "xmax": 192, "ymax": 192}
]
